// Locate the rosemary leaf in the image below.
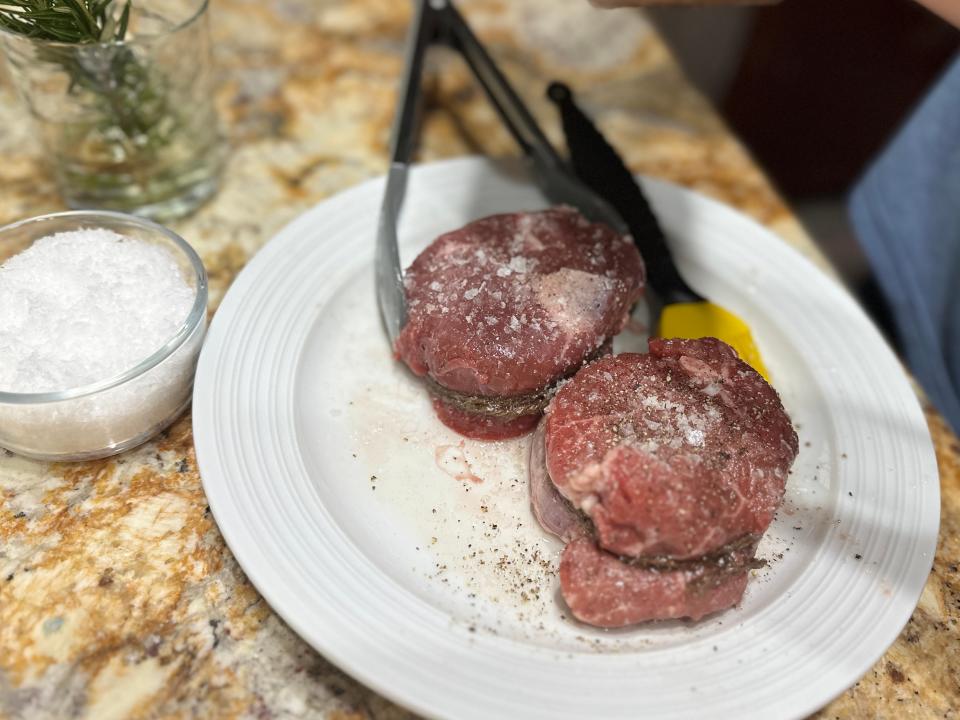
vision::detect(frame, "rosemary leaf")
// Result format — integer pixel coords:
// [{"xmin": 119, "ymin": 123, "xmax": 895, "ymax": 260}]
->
[
  {"xmin": 60, "ymin": 0, "xmax": 96, "ymax": 37},
  {"xmin": 116, "ymin": 0, "xmax": 127, "ymax": 40},
  {"xmin": 0, "ymin": 0, "xmax": 130, "ymax": 43}
]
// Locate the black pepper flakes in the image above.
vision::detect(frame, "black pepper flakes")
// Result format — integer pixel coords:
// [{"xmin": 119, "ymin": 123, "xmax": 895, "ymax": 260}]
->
[{"xmin": 855, "ymin": 554, "xmax": 863, "ymax": 560}]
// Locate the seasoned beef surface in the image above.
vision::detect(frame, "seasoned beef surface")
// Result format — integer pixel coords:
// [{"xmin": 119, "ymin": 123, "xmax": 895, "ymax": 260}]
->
[
  {"xmin": 396, "ymin": 208, "xmax": 644, "ymax": 399},
  {"xmin": 559, "ymin": 537, "xmax": 758, "ymax": 627},
  {"xmin": 531, "ymin": 338, "xmax": 798, "ymax": 626},
  {"xmin": 544, "ymin": 338, "xmax": 798, "ymax": 560}
]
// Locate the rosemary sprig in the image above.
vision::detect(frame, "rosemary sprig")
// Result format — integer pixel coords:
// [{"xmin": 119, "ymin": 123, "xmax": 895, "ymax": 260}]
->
[
  {"xmin": 0, "ymin": 0, "xmax": 131, "ymax": 44},
  {"xmin": 0, "ymin": 0, "xmax": 188, "ymax": 209}
]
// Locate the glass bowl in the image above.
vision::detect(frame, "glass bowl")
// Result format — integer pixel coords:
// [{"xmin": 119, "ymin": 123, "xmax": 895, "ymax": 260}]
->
[{"xmin": 0, "ymin": 211, "xmax": 207, "ymax": 461}]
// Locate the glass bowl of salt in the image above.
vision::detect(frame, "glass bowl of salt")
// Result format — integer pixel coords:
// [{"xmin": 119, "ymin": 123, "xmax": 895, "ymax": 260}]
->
[{"xmin": 0, "ymin": 211, "xmax": 207, "ymax": 461}]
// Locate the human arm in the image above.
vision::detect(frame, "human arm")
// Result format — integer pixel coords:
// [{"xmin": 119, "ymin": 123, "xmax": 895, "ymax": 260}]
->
[{"xmin": 913, "ymin": 0, "xmax": 960, "ymax": 27}]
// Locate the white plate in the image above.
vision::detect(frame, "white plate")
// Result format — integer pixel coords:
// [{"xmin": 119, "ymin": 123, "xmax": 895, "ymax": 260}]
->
[{"xmin": 193, "ymin": 157, "xmax": 939, "ymax": 720}]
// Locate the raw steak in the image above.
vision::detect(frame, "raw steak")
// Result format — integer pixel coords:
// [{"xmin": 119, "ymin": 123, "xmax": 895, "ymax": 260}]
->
[
  {"xmin": 529, "ymin": 338, "xmax": 798, "ymax": 626},
  {"xmin": 544, "ymin": 338, "xmax": 798, "ymax": 560},
  {"xmin": 395, "ymin": 207, "xmax": 644, "ymax": 439},
  {"xmin": 529, "ymin": 419, "xmax": 589, "ymax": 542},
  {"xmin": 432, "ymin": 397, "xmax": 542, "ymax": 440},
  {"xmin": 559, "ymin": 536, "xmax": 760, "ymax": 627}
]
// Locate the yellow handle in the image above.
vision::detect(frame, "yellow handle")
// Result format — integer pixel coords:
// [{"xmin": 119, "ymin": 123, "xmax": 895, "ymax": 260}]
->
[{"xmin": 658, "ymin": 302, "xmax": 770, "ymax": 381}]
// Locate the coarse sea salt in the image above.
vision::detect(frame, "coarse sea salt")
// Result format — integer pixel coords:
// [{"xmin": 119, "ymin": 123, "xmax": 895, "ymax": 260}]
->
[
  {"xmin": 0, "ymin": 229, "xmax": 195, "ymax": 393},
  {"xmin": 0, "ymin": 227, "xmax": 205, "ymax": 460}
]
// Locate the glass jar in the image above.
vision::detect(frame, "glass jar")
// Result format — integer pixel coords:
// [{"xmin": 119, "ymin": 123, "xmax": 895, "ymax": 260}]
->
[
  {"xmin": 0, "ymin": 211, "xmax": 208, "ymax": 461},
  {"xmin": 0, "ymin": 0, "xmax": 226, "ymax": 220}
]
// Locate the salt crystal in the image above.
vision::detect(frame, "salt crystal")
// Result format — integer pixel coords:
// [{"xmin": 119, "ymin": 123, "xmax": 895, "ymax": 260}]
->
[
  {"xmin": 508, "ymin": 256, "xmax": 529, "ymax": 274},
  {"xmin": 0, "ymin": 229, "xmax": 194, "ymax": 393},
  {"xmin": 464, "ymin": 288, "xmax": 480, "ymax": 300},
  {"xmin": 533, "ymin": 268, "xmax": 610, "ymax": 336}
]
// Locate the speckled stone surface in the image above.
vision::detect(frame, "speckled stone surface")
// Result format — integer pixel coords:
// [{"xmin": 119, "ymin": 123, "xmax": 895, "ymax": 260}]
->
[{"xmin": 0, "ymin": 1, "xmax": 957, "ymax": 718}]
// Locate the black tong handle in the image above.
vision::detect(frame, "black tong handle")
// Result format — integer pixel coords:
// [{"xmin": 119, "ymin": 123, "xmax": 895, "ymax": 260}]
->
[{"xmin": 547, "ymin": 82, "xmax": 701, "ymax": 305}]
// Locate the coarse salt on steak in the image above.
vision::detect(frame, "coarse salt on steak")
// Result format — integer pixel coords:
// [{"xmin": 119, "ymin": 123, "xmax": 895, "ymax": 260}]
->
[
  {"xmin": 395, "ymin": 207, "xmax": 644, "ymax": 439},
  {"xmin": 544, "ymin": 338, "xmax": 797, "ymax": 560},
  {"xmin": 530, "ymin": 337, "xmax": 798, "ymax": 626}
]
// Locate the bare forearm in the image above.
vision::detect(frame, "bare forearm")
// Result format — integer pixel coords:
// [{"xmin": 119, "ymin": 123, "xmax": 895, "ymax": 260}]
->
[{"xmin": 914, "ymin": 0, "xmax": 960, "ymax": 27}]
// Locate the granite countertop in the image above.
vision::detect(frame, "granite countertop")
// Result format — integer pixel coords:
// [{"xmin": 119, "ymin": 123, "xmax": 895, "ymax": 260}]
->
[{"xmin": 0, "ymin": 1, "xmax": 957, "ymax": 718}]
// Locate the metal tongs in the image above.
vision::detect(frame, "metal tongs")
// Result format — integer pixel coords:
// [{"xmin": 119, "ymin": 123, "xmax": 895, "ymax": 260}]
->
[{"xmin": 375, "ymin": 0, "xmax": 627, "ymax": 344}]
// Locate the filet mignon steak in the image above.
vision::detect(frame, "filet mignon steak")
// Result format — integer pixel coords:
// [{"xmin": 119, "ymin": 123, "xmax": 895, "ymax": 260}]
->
[
  {"xmin": 531, "ymin": 337, "xmax": 798, "ymax": 625},
  {"xmin": 396, "ymin": 207, "xmax": 644, "ymax": 439}
]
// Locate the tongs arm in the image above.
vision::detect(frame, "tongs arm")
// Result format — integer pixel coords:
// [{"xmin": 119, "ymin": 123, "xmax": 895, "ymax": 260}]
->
[
  {"xmin": 377, "ymin": 0, "xmax": 627, "ymax": 344},
  {"xmin": 436, "ymin": 1, "xmax": 566, "ymax": 176},
  {"xmin": 388, "ymin": 1, "xmax": 438, "ymax": 167},
  {"xmin": 377, "ymin": 1, "xmax": 439, "ymax": 343},
  {"xmin": 436, "ymin": 2, "xmax": 627, "ymax": 229}
]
